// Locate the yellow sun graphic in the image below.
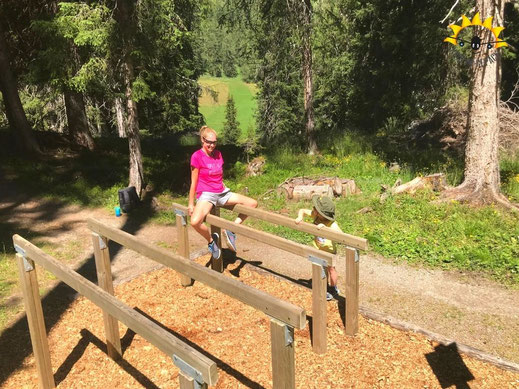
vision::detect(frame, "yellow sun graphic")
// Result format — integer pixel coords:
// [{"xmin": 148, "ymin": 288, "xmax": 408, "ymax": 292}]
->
[{"xmin": 444, "ymin": 12, "xmax": 508, "ymax": 50}]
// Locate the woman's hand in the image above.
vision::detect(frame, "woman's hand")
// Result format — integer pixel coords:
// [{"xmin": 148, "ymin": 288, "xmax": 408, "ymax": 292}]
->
[
  {"xmin": 316, "ymin": 223, "xmax": 325, "ymax": 230},
  {"xmin": 188, "ymin": 204, "xmax": 194, "ymax": 216},
  {"xmin": 295, "ymin": 216, "xmax": 303, "ymax": 224}
]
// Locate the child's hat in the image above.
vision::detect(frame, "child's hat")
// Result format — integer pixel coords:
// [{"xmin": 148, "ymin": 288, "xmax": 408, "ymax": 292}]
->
[{"xmin": 312, "ymin": 194, "xmax": 335, "ymax": 221}]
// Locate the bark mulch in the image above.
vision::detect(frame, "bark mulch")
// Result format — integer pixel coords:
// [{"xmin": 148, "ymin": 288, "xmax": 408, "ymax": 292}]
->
[{"xmin": 2, "ymin": 254, "xmax": 519, "ymax": 388}]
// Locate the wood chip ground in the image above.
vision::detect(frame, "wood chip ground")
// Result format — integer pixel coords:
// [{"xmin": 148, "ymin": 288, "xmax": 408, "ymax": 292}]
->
[{"xmin": 2, "ymin": 254, "xmax": 519, "ymax": 388}]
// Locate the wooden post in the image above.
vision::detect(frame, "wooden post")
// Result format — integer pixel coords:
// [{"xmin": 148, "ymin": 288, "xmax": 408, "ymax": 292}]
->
[
  {"xmin": 176, "ymin": 213, "xmax": 194, "ymax": 286},
  {"xmin": 14, "ymin": 234, "xmax": 219, "ymax": 386},
  {"xmin": 91, "ymin": 233, "xmax": 122, "ymax": 359},
  {"xmin": 311, "ymin": 262, "xmax": 327, "ymax": 354},
  {"xmin": 344, "ymin": 247, "xmax": 359, "ymax": 336},
  {"xmin": 270, "ymin": 318, "xmax": 295, "ymax": 389},
  {"xmin": 179, "ymin": 373, "xmax": 194, "ymax": 389},
  {"xmin": 210, "ymin": 207, "xmax": 223, "ymax": 273},
  {"xmin": 179, "ymin": 372, "xmax": 208, "ymax": 389},
  {"xmin": 15, "ymin": 253, "xmax": 55, "ymax": 389}
]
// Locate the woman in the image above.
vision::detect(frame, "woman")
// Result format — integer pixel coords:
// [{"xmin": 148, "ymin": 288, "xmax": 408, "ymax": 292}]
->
[{"xmin": 188, "ymin": 126, "xmax": 257, "ymax": 259}]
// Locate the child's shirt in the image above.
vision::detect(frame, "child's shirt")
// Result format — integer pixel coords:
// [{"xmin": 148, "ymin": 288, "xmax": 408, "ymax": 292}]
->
[{"xmin": 312, "ymin": 221, "xmax": 342, "ymax": 254}]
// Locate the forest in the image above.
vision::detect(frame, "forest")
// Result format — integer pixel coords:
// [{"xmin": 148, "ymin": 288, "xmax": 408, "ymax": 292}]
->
[
  {"xmin": 1, "ymin": 0, "xmax": 519, "ymax": 197},
  {"xmin": 2, "ymin": 2, "xmax": 519, "ymax": 384},
  {"xmin": 1, "ymin": 0, "xmax": 519, "ymax": 283}
]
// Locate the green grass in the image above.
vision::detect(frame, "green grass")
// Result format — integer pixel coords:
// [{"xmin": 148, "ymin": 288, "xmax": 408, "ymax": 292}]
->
[
  {"xmin": 1, "ymin": 128, "xmax": 518, "ymax": 328},
  {"xmin": 0, "ymin": 248, "xmax": 21, "ymax": 330},
  {"xmin": 198, "ymin": 75, "xmax": 258, "ymax": 138},
  {"xmin": 501, "ymin": 155, "xmax": 519, "ymax": 202},
  {"xmin": 220, "ymin": 144, "xmax": 519, "ymax": 286}
]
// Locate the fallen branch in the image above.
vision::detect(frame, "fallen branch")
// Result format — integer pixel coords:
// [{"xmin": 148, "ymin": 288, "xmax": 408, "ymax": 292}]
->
[{"xmin": 381, "ymin": 173, "xmax": 448, "ymax": 202}]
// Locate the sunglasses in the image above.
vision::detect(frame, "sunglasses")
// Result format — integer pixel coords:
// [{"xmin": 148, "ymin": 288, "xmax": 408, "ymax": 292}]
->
[{"xmin": 203, "ymin": 137, "xmax": 217, "ymax": 145}]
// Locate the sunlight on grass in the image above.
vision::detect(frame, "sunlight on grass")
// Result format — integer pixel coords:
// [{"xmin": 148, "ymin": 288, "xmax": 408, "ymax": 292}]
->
[
  {"xmin": 198, "ymin": 75, "xmax": 257, "ymax": 138},
  {"xmin": 1, "ymin": 130, "xmax": 518, "ymax": 293}
]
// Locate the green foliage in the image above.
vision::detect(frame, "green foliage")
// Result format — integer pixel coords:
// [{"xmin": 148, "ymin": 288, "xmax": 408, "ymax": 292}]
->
[
  {"xmin": 223, "ymin": 145, "xmax": 519, "ymax": 285},
  {"xmin": 30, "ymin": 2, "xmax": 113, "ymax": 94},
  {"xmin": 222, "ymin": 95, "xmax": 240, "ymax": 144},
  {"xmin": 502, "ymin": 3, "xmax": 519, "ymax": 105},
  {"xmin": 132, "ymin": 0, "xmax": 204, "ymax": 134},
  {"xmin": 500, "ymin": 156, "xmax": 519, "ymax": 203},
  {"xmin": 254, "ymin": 0, "xmax": 304, "ymax": 148},
  {"xmin": 132, "ymin": 75, "xmax": 156, "ymax": 102},
  {"xmin": 195, "ymin": 0, "xmax": 262, "ymax": 81},
  {"xmin": 198, "ymin": 75, "xmax": 257, "ymax": 135},
  {"xmin": 355, "ymin": 194, "xmax": 519, "ymax": 284},
  {"xmin": 313, "ymin": 0, "xmax": 466, "ymax": 137},
  {"xmin": 241, "ymin": 125, "xmax": 262, "ymax": 162},
  {"xmin": 21, "ymin": 0, "xmax": 203, "ymax": 136}
]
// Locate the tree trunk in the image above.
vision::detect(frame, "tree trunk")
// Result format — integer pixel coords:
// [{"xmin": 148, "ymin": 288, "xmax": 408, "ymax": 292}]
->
[
  {"xmin": 0, "ymin": 25, "xmax": 41, "ymax": 155},
  {"xmin": 64, "ymin": 90, "xmax": 95, "ymax": 151},
  {"xmin": 115, "ymin": 0, "xmax": 144, "ymax": 197},
  {"xmin": 124, "ymin": 63, "xmax": 144, "ymax": 197},
  {"xmin": 114, "ymin": 96, "xmax": 126, "ymax": 138},
  {"xmin": 301, "ymin": 0, "xmax": 318, "ymax": 155},
  {"xmin": 442, "ymin": 1, "xmax": 516, "ymax": 209}
]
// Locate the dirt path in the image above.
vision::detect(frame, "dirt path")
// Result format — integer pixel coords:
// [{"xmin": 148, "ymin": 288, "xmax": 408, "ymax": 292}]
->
[{"xmin": 2, "ymin": 190, "xmax": 519, "ymax": 371}]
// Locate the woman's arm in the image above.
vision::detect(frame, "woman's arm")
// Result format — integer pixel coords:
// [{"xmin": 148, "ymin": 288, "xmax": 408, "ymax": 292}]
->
[
  {"xmin": 188, "ymin": 166, "xmax": 199, "ymax": 216},
  {"xmin": 295, "ymin": 208, "xmax": 312, "ymax": 224}
]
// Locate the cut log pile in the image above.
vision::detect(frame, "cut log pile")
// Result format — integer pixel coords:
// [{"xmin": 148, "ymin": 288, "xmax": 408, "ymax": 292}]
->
[{"xmin": 277, "ymin": 176, "xmax": 361, "ymax": 200}]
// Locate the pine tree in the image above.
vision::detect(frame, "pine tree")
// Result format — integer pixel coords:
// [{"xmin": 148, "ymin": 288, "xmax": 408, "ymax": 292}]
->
[
  {"xmin": 222, "ymin": 95, "xmax": 240, "ymax": 144},
  {"xmin": 241, "ymin": 124, "xmax": 261, "ymax": 163}
]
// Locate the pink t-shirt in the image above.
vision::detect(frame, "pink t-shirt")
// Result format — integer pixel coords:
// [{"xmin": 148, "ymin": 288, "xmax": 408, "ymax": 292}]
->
[{"xmin": 190, "ymin": 149, "xmax": 225, "ymax": 197}]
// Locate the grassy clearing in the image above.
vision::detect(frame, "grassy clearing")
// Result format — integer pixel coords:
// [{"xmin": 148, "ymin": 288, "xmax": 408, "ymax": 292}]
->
[
  {"xmin": 198, "ymin": 75, "xmax": 257, "ymax": 138},
  {"xmin": 1, "ymin": 129, "xmax": 518, "ymax": 322},
  {"xmin": 220, "ymin": 144, "xmax": 519, "ymax": 286}
]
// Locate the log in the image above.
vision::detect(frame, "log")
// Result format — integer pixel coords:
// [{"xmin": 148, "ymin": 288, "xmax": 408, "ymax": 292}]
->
[
  {"xmin": 277, "ymin": 176, "xmax": 361, "ymax": 200},
  {"xmin": 341, "ymin": 179, "xmax": 361, "ymax": 195},
  {"xmin": 392, "ymin": 173, "xmax": 447, "ymax": 195},
  {"xmin": 291, "ymin": 184, "xmax": 333, "ymax": 200},
  {"xmin": 333, "ymin": 177, "xmax": 343, "ymax": 196}
]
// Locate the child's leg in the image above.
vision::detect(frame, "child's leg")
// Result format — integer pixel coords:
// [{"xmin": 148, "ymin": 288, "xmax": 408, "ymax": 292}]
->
[{"xmin": 328, "ymin": 266, "xmax": 338, "ymax": 287}]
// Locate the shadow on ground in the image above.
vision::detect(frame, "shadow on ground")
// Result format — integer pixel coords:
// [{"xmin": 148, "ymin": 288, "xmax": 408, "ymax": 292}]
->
[
  {"xmin": 53, "ymin": 328, "xmax": 155, "ymax": 387},
  {"xmin": 0, "ymin": 191, "xmax": 157, "ymax": 385},
  {"xmin": 135, "ymin": 307, "xmax": 265, "ymax": 388},
  {"xmin": 425, "ymin": 343, "xmax": 475, "ymax": 389}
]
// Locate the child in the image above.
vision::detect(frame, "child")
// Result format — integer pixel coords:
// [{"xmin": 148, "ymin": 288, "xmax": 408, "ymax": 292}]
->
[{"xmin": 295, "ymin": 195, "xmax": 341, "ymax": 301}]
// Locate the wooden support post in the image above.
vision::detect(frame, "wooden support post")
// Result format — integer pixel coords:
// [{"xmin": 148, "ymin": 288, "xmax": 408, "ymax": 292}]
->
[
  {"xmin": 270, "ymin": 318, "xmax": 295, "ymax": 389},
  {"xmin": 14, "ymin": 234, "xmax": 219, "ymax": 386},
  {"xmin": 311, "ymin": 262, "xmax": 327, "ymax": 354},
  {"xmin": 176, "ymin": 213, "xmax": 194, "ymax": 286},
  {"xmin": 15, "ymin": 253, "xmax": 55, "ymax": 389},
  {"xmin": 210, "ymin": 207, "xmax": 223, "ymax": 273},
  {"xmin": 179, "ymin": 372, "xmax": 208, "ymax": 389},
  {"xmin": 344, "ymin": 247, "xmax": 359, "ymax": 336},
  {"xmin": 91, "ymin": 233, "xmax": 122, "ymax": 359}
]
